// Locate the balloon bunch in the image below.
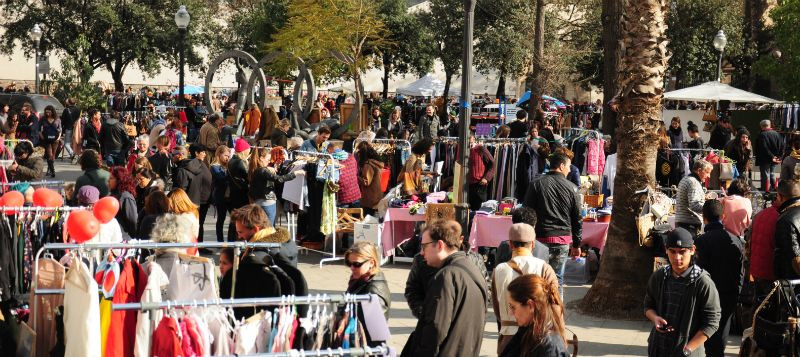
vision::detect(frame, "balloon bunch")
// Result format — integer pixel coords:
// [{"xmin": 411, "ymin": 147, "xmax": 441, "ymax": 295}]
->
[{"xmin": 0, "ymin": 188, "xmax": 121, "ymax": 243}]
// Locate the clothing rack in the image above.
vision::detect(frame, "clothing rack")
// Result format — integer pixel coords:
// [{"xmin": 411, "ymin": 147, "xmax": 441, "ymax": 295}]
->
[
  {"xmin": 669, "ymin": 148, "xmax": 721, "ymax": 153},
  {"xmin": 0, "ymin": 205, "xmax": 87, "ymax": 212},
  {"xmin": 30, "ymin": 240, "xmax": 281, "ymax": 334},
  {"xmin": 476, "ymin": 137, "xmax": 526, "ymax": 143},
  {"xmin": 230, "ymin": 345, "xmax": 389, "ymax": 357},
  {"xmin": 372, "ymin": 138, "xmax": 411, "ymax": 147},
  {"xmin": 286, "ymin": 151, "xmax": 340, "ymax": 267},
  {"xmin": 0, "ymin": 180, "xmax": 65, "ymax": 186},
  {"xmin": 112, "ymin": 293, "xmax": 374, "ymax": 311}
]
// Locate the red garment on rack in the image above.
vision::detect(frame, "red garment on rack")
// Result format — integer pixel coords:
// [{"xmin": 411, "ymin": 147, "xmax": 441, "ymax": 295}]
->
[
  {"xmin": 106, "ymin": 259, "xmax": 149, "ymax": 357},
  {"xmin": 178, "ymin": 110, "xmax": 188, "ymax": 124},
  {"xmin": 151, "ymin": 317, "xmax": 184, "ymax": 357}
]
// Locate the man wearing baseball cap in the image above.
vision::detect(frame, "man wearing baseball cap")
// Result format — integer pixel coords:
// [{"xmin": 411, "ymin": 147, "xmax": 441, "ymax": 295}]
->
[
  {"xmin": 644, "ymin": 228, "xmax": 721, "ymax": 357},
  {"xmin": 491, "ymin": 223, "xmax": 560, "ymax": 354}
]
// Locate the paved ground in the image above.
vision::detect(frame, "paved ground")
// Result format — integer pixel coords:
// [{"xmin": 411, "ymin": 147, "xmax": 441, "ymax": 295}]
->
[{"xmin": 50, "ymin": 159, "xmax": 741, "ymax": 356}]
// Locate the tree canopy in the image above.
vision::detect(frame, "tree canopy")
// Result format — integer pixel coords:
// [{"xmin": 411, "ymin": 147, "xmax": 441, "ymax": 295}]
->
[
  {"xmin": 0, "ymin": 0, "xmax": 218, "ymax": 91},
  {"xmin": 754, "ymin": 0, "xmax": 800, "ymax": 101}
]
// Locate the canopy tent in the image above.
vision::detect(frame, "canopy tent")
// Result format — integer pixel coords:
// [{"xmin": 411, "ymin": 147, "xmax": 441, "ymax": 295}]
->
[
  {"xmin": 395, "ymin": 74, "xmax": 461, "ymax": 97},
  {"xmin": 517, "ymin": 92, "xmax": 567, "ymax": 108},
  {"xmin": 663, "ymin": 81, "xmax": 782, "ymax": 104},
  {"xmin": 172, "ymin": 85, "xmax": 205, "ymax": 96}
]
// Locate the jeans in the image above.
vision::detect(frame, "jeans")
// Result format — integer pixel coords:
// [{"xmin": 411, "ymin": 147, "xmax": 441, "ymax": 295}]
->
[
  {"xmin": 62, "ymin": 129, "xmax": 74, "ymax": 158},
  {"xmin": 760, "ymin": 163, "xmax": 777, "ymax": 193},
  {"xmin": 259, "ymin": 201, "xmax": 277, "ymax": 227},
  {"xmin": 543, "ymin": 242, "xmax": 569, "ymax": 298},
  {"xmin": 468, "ymin": 183, "xmax": 487, "ymax": 211},
  {"xmin": 215, "ymin": 203, "xmax": 228, "ymax": 242},
  {"xmin": 197, "ymin": 203, "xmax": 210, "ymax": 242}
]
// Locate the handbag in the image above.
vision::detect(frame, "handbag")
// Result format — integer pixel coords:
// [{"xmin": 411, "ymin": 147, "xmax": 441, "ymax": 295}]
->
[
  {"xmin": 702, "ymin": 108, "xmax": 718, "ymax": 122},
  {"xmin": 719, "ymin": 162, "xmax": 734, "ymax": 181}
]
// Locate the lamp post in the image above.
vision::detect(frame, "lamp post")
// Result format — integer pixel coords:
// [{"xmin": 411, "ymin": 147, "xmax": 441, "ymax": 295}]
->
[
  {"xmin": 174, "ymin": 5, "xmax": 190, "ymax": 107},
  {"xmin": 455, "ymin": 0, "xmax": 476, "ymax": 232},
  {"xmin": 713, "ymin": 29, "xmax": 727, "ymax": 83},
  {"xmin": 29, "ymin": 24, "xmax": 42, "ymax": 94}
]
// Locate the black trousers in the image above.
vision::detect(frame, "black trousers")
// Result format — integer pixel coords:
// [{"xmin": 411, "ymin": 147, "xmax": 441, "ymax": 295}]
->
[
  {"xmin": 468, "ymin": 183, "xmax": 487, "ymax": 211},
  {"xmin": 705, "ymin": 294, "xmax": 737, "ymax": 357}
]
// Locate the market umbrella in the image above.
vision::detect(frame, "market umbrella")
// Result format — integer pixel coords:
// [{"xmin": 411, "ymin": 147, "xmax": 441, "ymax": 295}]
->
[
  {"xmin": 517, "ymin": 91, "xmax": 566, "ymax": 108},
  {"xmin": 663, "ymin": 81, "xmax": 782, "ymax": 104}
]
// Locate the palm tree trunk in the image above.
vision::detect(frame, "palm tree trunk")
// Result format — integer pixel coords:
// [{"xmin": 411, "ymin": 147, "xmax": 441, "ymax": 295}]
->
[{"xmin": 579, "ymin": 0, "xmax": 669, "ymax": 317}]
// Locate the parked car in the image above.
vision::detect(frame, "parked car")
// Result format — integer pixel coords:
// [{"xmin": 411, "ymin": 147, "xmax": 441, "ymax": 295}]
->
[{"xmin": 0, "ymin": 93, "xmax": 64, "ymax": 115}]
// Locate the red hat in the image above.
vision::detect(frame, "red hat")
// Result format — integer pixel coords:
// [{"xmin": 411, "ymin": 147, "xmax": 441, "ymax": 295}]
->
[{"xmin": 234, "ymin": 138, "xmax": 251, "ymax": 153}]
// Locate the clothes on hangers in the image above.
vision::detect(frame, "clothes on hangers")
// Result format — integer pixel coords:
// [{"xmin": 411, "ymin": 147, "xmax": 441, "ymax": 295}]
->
[{"xmin": 63, "ymin": 258, "xmax": 101, "ymax": 357}]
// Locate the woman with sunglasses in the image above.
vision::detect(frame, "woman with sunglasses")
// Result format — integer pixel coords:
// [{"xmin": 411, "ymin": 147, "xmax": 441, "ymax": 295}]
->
[
  {"xmin": 500, "ymin": 274, "xmax": 570, "ymax": 357},
  {"xmin": 344, "ymin": 241, "xmax": 391, "ymax": 346}
]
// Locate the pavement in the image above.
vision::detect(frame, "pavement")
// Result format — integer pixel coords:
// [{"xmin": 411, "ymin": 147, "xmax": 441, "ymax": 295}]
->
[{"xmin": 48, "ymin": 158, "xmax": 741, "ymax": 356}]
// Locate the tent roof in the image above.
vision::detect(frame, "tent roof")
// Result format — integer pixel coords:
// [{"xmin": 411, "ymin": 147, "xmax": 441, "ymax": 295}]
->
[
  {"xmin": 396, "ymin": 74, "xmax": 460, "ymax": 97},
  {"xmin": 663, "ymin": 81, "xmax": 782, "ymax": 104}
]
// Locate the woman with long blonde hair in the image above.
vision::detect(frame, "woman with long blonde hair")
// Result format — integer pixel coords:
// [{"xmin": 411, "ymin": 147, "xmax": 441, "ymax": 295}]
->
[
  {"xmin": 167, "ymin": 188, "xmax": 200, "ymax": 254},
  {"xmin": 500, "ymin": 274, "xmax": 569, "ymax": 356}
]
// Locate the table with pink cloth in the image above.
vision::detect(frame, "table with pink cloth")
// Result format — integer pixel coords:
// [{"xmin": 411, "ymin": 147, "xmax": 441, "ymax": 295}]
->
[
  {"xmin": 380, "ymin": 208, "xmax": 426, "ymax": 257},
  {"xmin": 468, "ymin": 214, "xmax": 610, "ymax": 253}
]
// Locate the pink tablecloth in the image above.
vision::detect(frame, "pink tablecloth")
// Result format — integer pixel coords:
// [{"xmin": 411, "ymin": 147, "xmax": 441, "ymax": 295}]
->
[
  {"xmin": 469, "ymin": 214, "xmax": 610, "ymax": 253},
  {"xmin": 380, "ymin": 208, "xmax": 426, "ymax": 256}
]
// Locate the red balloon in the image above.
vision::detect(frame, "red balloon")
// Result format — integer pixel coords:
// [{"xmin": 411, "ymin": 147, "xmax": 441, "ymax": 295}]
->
[
  {"xmin": 67, "ymin": 211, "xmax": 100, "ymax": 243},
  {"xmin": 93, "ymin": 196, "xmax": 119, "ymax": 224},
  {"xmin": 33, "ymin": 188, "xmax": 63, "ymax": 208},
  {"xmin": 1, "ymin": 191, "xmax": 24, "ymax": 214}
]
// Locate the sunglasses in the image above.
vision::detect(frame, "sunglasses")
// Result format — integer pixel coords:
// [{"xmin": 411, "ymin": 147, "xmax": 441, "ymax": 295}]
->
[{"xmin": 345, "ymin": 260, "xmax": 369, "ymax": 268}]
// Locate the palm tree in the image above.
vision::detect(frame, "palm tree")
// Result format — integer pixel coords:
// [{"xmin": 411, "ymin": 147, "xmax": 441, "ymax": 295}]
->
[{"xmin": 579, "ymin": 0, "xmax": 670, "ymax": 317}]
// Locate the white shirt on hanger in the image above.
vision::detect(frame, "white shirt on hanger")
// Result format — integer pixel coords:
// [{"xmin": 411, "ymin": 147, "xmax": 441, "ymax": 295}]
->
[{"xmin": 64, "ymin": 260, "xmax": 101, "ymax": 357}]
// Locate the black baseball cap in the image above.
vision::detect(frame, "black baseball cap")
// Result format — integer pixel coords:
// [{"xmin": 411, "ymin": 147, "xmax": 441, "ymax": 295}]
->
[{"xmin": 665, "ymin": 228, "xmax": 694, "ymax": 249}]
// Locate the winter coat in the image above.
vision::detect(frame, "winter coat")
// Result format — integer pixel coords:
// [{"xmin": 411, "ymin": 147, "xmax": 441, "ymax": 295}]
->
[
  {"xmin": 100, "ymin": 118, "xmax": 131, "ymax": 153},
  {"xmin": 656, "ymin": 149, "xmax": 685, "ymax": 188},
  {"xmin": 694, "ymin": 221, "xmax": 744, "ymax": 295},
  {"xmin": 248, "ymin": 167, "xmax": 296, "ymax": 202},
  {"xmin": 773, "ymin": 198, "xmax": 800, "ymax": 280},
  {"xmin": 210, "ymin": 163, "xmax": 229, "ymax": 206},
  {"xmin": 197, "ymin": 121, "xmax": 220, "ymax": 153},
  {"xmin": 270, "ymin": 129, "xmax": 289, "ymax": 148},
  {"xmin": 228, "ymin": 155, "xmax": 250, "ymax": 209},
  {"xmin": 782, "ymin": 152, "xmax": 800, "ymax": 180},
  {"xmin": 515, "ymin": 143, "xmax": 540, "ymax": 201},
  {"xmin": 174, "ymin": 158, "xmax": 212, "ymax": 205},
  {"xmin": 14, "ymin": 156, "xmax": 45, "ymax": 181},
  {"xmin": 113, "ymin": 190, "xmax": 138, "ymax": 239},
  {"xmin": 754, "ymin": 128, "xmax": 784, "ymax": 166},
  {"xmin": 668, "ymin": 126, "xmax": 684, "ymax": 149},
  {"xmin": 383, "ymin": 119, "xmax": 405, "ymax": 139},
  {"xmin": 249, "ymin": 226, "xmax": 299, "ymax": 268},
  {"xmin": 148, "ymin": 152, "xmax": 173, "ymax": 191},
  {"xmin": 708, "ymin": 125, "xmax": 731, "ymax": 150},
  {"xmin": 523, "ymin": 172, "xmax": 583, "ymax": 246},
  {"xmin": 499, "ymin": 329, "xmax": 570, "ymax": 357},
  {"xmin": 134, "ymin": 181, "xmax": 160, "ymax": 215},
  {"xmin": 402, "ymin": 252, "xmax": 488, "ymax": 357},
  {"xmin": 73, "ymin": 168, "xmax": 111, "ymax": 200},
  {"xmin": 358, "ymin": 159, "xmax": 385, "ymax": 209},
  {"xmin": 644, "ymin": 265, "xmax": 721, "ymax": 357},
  {"xmin": 219, "ymin": 247, "xmax": 282, "ymax": 320},
  {"xmin": 346, "ymin": 272, "xmax": 391, "ymax": 347},
  {"xmin": 724, "ymin": 139, "xmax": 752, "ymax": 174},
  {"xmin": 404, "ymin": 254, "xmax": 438, "ymax": 319},
  {"xmin": 82, "ymin": 121, "xmax": 102, "ymax": 152}
]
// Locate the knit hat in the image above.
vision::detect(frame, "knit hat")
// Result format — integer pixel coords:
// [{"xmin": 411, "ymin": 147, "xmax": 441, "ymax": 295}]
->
[
  {"xmin": 508, "ymin": 223, "xmax": 535, "ymax": 242},
  {"xmin": 234, "ymin": 138, "xmax": 251, "ymax": 153},
  {"xmin": 665, "ymin": 227, "xmax": 694, "ymax": 249},
  {"xmin": 76, "ymin": 186, "xmax": 100, "ymax": 205}
]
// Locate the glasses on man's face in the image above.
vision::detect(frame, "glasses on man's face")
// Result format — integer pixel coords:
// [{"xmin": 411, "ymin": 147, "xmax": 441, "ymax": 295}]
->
[
  {"xmin": 345, "ymin": 260, "xmax": 368, "ymax": 268},
  {"xmin": 420, "ymin": 241, "xmax": 436, "ymax": 250}
]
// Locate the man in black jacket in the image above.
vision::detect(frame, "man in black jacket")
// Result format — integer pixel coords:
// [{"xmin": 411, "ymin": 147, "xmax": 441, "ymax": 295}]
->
[
  {"xmin": 523, "ymin": 152, "xmax": 582, "ymax": 296},
  {"xmin": 99, "ymin": 113, "xmax": 131, "ymax": 166},
  {"xmin": 402, "ymin": 220, "xmax": 487, "ymax": 357},
  {"xmin": 755, "ymin": 119, "xmax": 785, "ymax": 193},
  {"xmin": 773, "ymin": 179, "xmax": 800, "ymax": 280},
  {"xmin": 60, "ymin": 98, "xmax": 80, "ymax": 160},
  {"xmin": 148, "ymin": 135, "xmax": 173, "ymax": 191},
  {"xmin": 694, "ymin": 200, "xmax": 743, "ymax": 357},
  {"xmin": 645, "ymin": 228, "xmax": 721, "ymax": 357}
]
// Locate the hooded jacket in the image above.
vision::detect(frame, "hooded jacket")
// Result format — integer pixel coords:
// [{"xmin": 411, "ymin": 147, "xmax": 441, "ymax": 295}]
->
[
  {"xmin": 644, "ymin": 265, "xmax": 720, "ymax": 357},
  {"xmin": 174, "ymin": 158, "xmax": 212, "ymax": 205},
  {"xmin": 100, "ymin": 117, "xmax": 131, "ymax": 153},
  {"xmin": 249, "ymin": 227, "xmax": 299, "ymax": 268},
  {"xmin": 404, "ymin": 251, "xmax": 488, "ymax": 357},
  {"xmin": 359, "ymin": 159, "xmax": 385, "ymax": 209}
]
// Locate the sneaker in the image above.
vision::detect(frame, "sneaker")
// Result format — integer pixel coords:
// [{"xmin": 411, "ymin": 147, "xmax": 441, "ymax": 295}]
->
[{"xmin": 71, "ymin": 156, "xmax": 78, "ymax": 165}]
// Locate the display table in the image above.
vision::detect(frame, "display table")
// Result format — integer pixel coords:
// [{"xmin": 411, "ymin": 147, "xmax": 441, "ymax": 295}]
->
[
  {"xmin": 380, "ymin": 208, "xmax": 426, "ymax": 258},
  {"xmin": 469, "ymin": 214, "xmax": 610, "ymax": 253}
]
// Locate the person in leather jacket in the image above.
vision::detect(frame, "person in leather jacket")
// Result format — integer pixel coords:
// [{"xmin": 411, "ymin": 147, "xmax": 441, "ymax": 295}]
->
[
  {"xmin": 344, "ymin": 241, "xmax": 391, "ymax": 347},
  {"xmin": 773, "ymin": 179, "xmax": 800, "ymax": 280}
]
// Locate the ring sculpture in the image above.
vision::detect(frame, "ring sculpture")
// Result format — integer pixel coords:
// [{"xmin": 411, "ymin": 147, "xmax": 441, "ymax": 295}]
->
[{"xmin": 204, "ymin": 50, "xmax": 266, "ymax": 135}]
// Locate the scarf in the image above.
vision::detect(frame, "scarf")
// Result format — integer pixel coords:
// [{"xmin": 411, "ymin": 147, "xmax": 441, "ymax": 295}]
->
[
  {"xmin": 93, "ymin": 120, "xmax": 101, "ymax": 133},
  {"xmin": 347, "ymin": 273, "xmax": 373, "ymax": 292}
]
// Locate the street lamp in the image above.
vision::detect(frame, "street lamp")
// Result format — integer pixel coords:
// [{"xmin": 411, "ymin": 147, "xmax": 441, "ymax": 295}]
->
[
  {"xmin": 713, "ymin": 29, "xmax": 727, "ymax": 82},
  {"xmin": 29, "ymin": 24, "xmax": 42, "ymax": 94},
  {"xmin": 174, "ymin": 5, "xmax": 190, "ymax": 107}
]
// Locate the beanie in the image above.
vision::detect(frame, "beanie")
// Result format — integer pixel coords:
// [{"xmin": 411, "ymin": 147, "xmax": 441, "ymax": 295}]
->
[{"xmin": 234, "ymin": 138, "xmax": 251, "ymax": 153}]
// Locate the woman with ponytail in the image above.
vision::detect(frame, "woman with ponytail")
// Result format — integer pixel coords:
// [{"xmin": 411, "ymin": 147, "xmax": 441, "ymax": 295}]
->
[{"xmin": 500, "ymin": 274, "xmax": 570, "ymax": 357}]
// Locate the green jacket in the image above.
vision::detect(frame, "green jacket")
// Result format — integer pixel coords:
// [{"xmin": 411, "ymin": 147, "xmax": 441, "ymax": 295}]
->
[
  {"xmin": 644, "ymin": 265, "xmax": 721, "ymax": 357},
  {"xmin": 73, "ymin": 168, "xmax": 111, "ymax": 201}
]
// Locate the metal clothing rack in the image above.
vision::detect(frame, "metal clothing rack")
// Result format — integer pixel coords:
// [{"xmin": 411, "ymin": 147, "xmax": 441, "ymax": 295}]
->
[
  {"xmin": 232, "ymin": 345, "xmax": 389, "ymax": 357},
  {"xmin": 112, "ymin": 293, "xmax": 373, "ymax": 311},
  {"xmin": 287, "ymin": 150, "xmax": 340, "ymax": 267},
  {"xmin": 0, "ymin": 205, "xmax": 88, "ymax": 212},
  {"xmin": 476, "ymin": 137, "xmax": 526, "ymax": 143},
  {"xmin": 0, "ymin": 180, "xmax": 65, "ymax": 187},
  {"xmin": 372, "ymin": 138, "xmax": 411, "ymax": 147}
]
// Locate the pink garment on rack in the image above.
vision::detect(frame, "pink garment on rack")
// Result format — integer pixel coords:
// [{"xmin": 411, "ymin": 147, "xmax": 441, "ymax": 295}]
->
[{"xmin": 586, "ymin": 139, "xmax": 606, "ymax": 175}]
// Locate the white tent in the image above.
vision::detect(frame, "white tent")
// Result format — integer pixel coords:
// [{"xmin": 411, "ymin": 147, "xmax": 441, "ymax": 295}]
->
[
  {"xmin": 396, "ymin": 74, "xmax": 461, "ymax": 97},
  {"xmin": 664, "ymin": 81, "xmax": 782, "ymax": 104}
]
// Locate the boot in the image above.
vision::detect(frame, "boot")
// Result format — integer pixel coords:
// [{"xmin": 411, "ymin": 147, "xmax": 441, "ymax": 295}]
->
[{"xmin": 47, "ymin": 160, "xmax": 55, "ymax": 178}]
